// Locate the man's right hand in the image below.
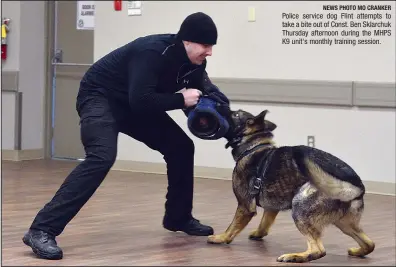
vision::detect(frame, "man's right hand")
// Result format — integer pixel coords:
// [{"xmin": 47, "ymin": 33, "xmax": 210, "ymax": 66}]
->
[{"xmin": 181, "ymin": 89, "xmax": 202, "ymax": 107}]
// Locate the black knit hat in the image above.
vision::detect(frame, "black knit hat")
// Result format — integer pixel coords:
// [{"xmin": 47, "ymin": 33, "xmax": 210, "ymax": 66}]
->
[{"xmin": 177, "ymin": 12, "xmax": 218, "ymax": 45}]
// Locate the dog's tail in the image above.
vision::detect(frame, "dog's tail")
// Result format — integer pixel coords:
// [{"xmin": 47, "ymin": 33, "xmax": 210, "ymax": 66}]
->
[{"xmin": 293, "ymin": 146, "xmax": 365, "ymax": 202}]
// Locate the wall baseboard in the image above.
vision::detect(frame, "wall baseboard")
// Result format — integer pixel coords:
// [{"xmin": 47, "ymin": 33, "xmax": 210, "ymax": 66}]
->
[
  {"xmin": 112, "ymin": 160, "xmax": 395, "ymax": 196},
  {"xmin": 112, "ymin": 160, "xmax": 233, "ymax": 179},
  {"xmin": 2, "ymin": 149, "xmax": 45, "ymax": 161}
]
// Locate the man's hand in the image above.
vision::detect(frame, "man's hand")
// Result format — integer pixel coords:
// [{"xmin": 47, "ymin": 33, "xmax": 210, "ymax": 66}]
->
[{"xmin": 181, "ymin": 89, "xmax": 202, "ymax": 107}]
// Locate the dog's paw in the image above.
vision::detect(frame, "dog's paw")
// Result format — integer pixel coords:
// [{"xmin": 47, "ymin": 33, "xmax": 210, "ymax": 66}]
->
[
  {"xmin": 248, "ymin": 230, "xmax": 268, "ymax": 241},
  {"xmin": 276, "ymin": 252, "xmax": 326, "ymax": 263},
  {"xmin": 207, "ymin": 234, "xmax": 228, "ymax": 244},
  {"xmin": 348, "ymin": 247, "xmax": 365, "ymax": 257},
  {"xmin": 348, "ymin": 245, "xmax": 374, "ymax": 257}
]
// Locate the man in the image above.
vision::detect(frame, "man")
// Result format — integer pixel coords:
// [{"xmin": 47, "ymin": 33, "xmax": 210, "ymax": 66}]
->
[{"xmin": 22, "ymin": 12, "xmax": 230, "ymax": 260}]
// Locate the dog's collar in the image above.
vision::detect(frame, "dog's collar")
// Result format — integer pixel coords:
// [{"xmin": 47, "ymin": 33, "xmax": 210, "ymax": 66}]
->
[
  {"xmin": 224, "ymin": 114, "xmax": 274, "ymax": 160},
  {"xmin": 225, "ymin": 135, "xmax": 243, "ymax": 149},
  {"xmin": 234, "ymin": 142, "xmax": 273, "ymax": 162},
  {"xmin": 224, "ymin": 126, "xmax": 244, "ymax": 149},
  {"xmin": 227, "ymin": 128, "xmax": 274, "ymax": 161},
  {"xmin": 224, "ymin": 115, "xmax": 248, "ymax": 149}
]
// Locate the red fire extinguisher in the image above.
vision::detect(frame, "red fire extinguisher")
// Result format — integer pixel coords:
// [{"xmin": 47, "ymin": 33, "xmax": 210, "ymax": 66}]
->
[
  {"xmin": 2, "ymin": 18, "xmax": 11, "ymax": 60},
  {"xmin": 114, "ymin": 0, "xmax": 122, "ymax": 11}
]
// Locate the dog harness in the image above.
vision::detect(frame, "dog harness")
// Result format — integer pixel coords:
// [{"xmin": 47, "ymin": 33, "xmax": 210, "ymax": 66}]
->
[
  {"xmin": 252, "ymin": 147, "xmax": 276, "ymax": 204},
  {"xmin": 236, "ymin": 143, "xmax": 277, "ymax": 204},
  {"xmin": 225, "ymin": 113, "xmax": 276, "ymax": 204}
]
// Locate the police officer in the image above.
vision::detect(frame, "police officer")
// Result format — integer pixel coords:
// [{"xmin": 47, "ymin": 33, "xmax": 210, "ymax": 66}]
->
[{"xmin": 22, "ymin": 12, "xmax": 230, "ymax": 260}]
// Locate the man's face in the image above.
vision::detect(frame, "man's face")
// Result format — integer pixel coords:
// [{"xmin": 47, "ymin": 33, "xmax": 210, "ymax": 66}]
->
[{"xmin": 184, "ymin": 41, "xmax": 213, "ymax": 65}]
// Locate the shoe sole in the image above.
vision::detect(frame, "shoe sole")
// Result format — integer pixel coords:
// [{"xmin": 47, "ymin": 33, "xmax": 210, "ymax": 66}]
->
[
  {"xmin": 184, "ymin": 230, "xmax": 214, "ymax": 236},
  {"xmin": 22, "ymin": 235, "xmax": 63, "ymax": 260},
  {"xmin": 164, "ymin": 226, "xmax": 213, "ymax": 236}
]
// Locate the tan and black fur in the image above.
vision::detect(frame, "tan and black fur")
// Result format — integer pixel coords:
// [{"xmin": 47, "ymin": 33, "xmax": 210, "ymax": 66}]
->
[{"xmin": 207, "ymin": 109, "xmax": 375, "ymax": 263}]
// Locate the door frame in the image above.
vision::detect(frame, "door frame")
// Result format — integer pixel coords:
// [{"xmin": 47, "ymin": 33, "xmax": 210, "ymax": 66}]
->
[
  {"xmin": 43, "ymin": 1, "xmax": 55, "ymax": 159},
  {"xmin": 44, "ymin": 1, "xmax": 90, "ymax": 160}
]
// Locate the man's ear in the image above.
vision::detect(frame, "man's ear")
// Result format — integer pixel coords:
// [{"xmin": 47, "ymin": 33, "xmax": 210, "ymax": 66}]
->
[{"xmin": 264, "ymin": 120, "xmax": 277, "ymax": 132}]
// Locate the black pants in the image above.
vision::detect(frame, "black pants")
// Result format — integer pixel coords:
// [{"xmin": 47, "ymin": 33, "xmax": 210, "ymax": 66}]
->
[{"xmin": 29, "ymin": 91, "xmax": 195, "ymax": 236}]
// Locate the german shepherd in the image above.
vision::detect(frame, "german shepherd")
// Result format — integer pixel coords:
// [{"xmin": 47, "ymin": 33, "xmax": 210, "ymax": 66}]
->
[{"xmin": 207, "ymin": 108, "xmax": 375, "ymax": 263}]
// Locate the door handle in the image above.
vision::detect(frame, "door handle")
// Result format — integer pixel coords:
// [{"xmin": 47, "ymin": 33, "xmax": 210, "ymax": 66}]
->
[
  {"xmin": 52, "ymin": 62, "xmax": 92, "ymax": 67},
  {"xmin": 53, "ymin": 48, "xmax": 63, "ymax": 63},
  {"xmin": 51, "ymin": 48, "xmax": 92, "ymax": 66}
]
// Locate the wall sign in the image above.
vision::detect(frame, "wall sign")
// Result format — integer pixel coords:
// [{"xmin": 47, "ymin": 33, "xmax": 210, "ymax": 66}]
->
[
  {"xmin": 77, "ymin": 1, "xmax": 95, "ymax": 30},
  {"xmin": 127, "ymin": 1, "xmax": 142, "ymax": 16}
]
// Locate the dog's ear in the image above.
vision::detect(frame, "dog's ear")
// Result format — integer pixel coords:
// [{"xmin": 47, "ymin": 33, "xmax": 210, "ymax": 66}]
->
[
  {"xmin": 246, "ymin": 109, "xmax": 269, "ymax": 126},
  {"xmin": 257, "ymin": 109, "xmax": 269, "ymax": 120},
  {"xmin": 253, "ymin": 109, "xmax": 277, "ymax": 132},
  {"xmin": 259, "ymin": 110, "xmax": 277, "ymax": 131},
  {"xmin": 263, "ymin": 120, "xmax": 277, "ymax": 132}
]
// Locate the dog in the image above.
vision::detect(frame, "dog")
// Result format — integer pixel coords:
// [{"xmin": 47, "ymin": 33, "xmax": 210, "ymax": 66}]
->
[{"xmin": 207, "ymin": 108, "xmax": 375, "ymax": 263}]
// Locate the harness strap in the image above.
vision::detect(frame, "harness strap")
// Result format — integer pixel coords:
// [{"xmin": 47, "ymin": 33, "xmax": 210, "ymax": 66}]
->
[{"xmin": 251, "ymin": 149, "xmax": 276, "ymax": 205}]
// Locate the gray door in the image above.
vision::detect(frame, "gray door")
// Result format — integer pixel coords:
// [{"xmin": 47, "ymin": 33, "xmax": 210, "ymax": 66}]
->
[{"xmin": 51, "ymin": 1, "xmax": 94, "ymax": 160}]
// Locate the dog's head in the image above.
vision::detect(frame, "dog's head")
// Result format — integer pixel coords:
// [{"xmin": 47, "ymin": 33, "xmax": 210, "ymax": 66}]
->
[{"xmin": 224, "ymin": 109, "xmax": 277, "ymax": 149}]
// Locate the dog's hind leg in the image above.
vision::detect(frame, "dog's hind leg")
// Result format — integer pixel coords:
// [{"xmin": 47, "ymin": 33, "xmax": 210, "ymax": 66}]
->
[
  {"xmin": 334, "ymin": 202, "xmax": 375, "ymax": 257},
  {"xmin": 207, "ymin": 202, "xmax": 255, "ymax": 244},
  {"xmin": 276, "ymin": 220, "xmax": 326, "ymax": 263},
  {"xmin": 248, "ymin": 209, "xmax": 279, "ymax": 240},
  {"xmin": 277, "ymin": 187, "xmax": 327, "ymax": 263}
]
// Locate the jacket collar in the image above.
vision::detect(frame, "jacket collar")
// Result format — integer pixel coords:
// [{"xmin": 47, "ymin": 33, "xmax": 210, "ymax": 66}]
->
[
  {"xmin": 175, "ymin": 39, "xmax": 193, "ymax": 64},
  {"xmin": 163, "ymin": 35, "xmax": 194, "ymax": 66}
]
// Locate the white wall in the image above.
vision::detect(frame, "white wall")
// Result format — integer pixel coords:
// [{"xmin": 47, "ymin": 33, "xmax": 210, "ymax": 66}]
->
[
  {"xmin": 18, "ymin": 1, "xmax": 46, "ymax": 150},
  {"xmin": 1, "ymin": 1, "xmax": 46, "ymax": 151},
  {"xmin": 1, "ymin": 1, "xmax": 21, "ymax": 72},
  {"xmin": 94, "ymin": 1, "xmax": 395, "ymax": 184}
]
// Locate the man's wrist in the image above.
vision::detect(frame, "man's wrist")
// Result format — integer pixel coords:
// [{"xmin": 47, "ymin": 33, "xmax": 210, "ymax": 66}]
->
[{"xmin": 176, "ymin": 92, "xmax": 187, "ymax": 108}]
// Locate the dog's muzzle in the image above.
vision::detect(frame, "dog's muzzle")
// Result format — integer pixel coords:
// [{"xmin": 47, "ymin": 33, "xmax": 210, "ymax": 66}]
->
[{"xmin": 187, "ymin": 97, "xmax": 230, "ymax": 140}]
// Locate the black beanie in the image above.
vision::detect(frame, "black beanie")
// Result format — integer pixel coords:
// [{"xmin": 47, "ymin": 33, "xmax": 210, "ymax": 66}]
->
[{"xmin": 177, "ymin": 12, "xmax": 218, "ymax": 45}]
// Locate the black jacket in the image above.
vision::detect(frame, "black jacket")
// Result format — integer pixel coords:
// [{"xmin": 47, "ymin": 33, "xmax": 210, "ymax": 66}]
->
[{"xmin": 80, "ymin": 33, "xmax": 229, "ymax": 114}]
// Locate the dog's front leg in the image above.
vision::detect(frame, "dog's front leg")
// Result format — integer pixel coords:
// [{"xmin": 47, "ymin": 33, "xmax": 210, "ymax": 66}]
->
[
  {"xmin": 207, "ymin": 203, "xmax": 255, "ymax": 244},
  {"xmin": 249, "ymin": 209, "xmax": 279, "ymax": 240}
]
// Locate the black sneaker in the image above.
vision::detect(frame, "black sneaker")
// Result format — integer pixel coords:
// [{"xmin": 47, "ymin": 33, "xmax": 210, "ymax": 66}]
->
[
  {"xmin": 22, "ymin": 229, "xmax": 63, "ymax": 260},
  {"xmin": 164, "ymin": 218, "xmax": 214, "ymax": 236}
]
